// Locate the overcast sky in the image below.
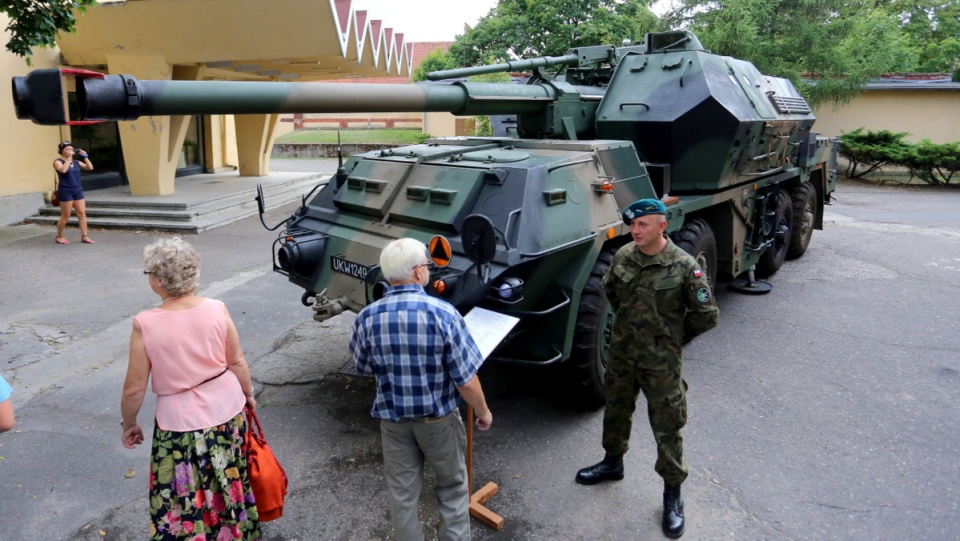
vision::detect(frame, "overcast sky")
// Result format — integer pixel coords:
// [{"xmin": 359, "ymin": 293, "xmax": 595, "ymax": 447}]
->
[
  {"xmin": 350, "ymin": 0, "xmax": 672, "ymax": 42},
  {"xmin": 350, "ymin": 0, "xmax": 499, "ymax": 42}
]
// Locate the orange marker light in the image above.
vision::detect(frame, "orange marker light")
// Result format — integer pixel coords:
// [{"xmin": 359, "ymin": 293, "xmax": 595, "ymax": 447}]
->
[
  {"xmin": 602, "ymin": 181, "xmax": 614, "ymax": 191},
  {"xmin": 607, "ymin": 227, "xmax": 616, "ymax": 239},
  {"xmin": 429, "ymin": 235, "xmax": 452, "ymax": 267},
  {"xmin": 433, "ymin": 279, "xmax": 446, "ymax": 295}
]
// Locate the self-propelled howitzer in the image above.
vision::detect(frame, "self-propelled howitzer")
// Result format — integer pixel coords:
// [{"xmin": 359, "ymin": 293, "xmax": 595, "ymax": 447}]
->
[{"xmin": 11, "ymin": 30, "xmax": 837, "ymax": 408}]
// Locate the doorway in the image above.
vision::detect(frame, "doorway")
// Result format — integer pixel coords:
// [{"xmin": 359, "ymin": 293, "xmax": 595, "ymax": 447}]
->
[
  {"xmin": 69, "ymin": 121, "xmax": 126, "ymax": 191},
  {"xmin": 176, "ymin": 115, "xmax": 204, "ymax": 177}
]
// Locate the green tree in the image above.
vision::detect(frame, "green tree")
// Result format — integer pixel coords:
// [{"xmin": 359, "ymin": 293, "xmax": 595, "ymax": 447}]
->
[
  {"xmin": 411, "ymin": 46, "xmax": 460, "ymax": 82},
  {"xmin": 891, "ymin": 0, "xmax": 960, "ymax": 73},
  {"xmin": 438, "ymin": 0, "xmax": 658, "ymax": 70},
  {"xmin": 661, "ymin": 0, "xmax": 919, "ymax": 106},
  {"xmin": 1, "ymin": 0, "xmax": 97, "ymax": 63}
]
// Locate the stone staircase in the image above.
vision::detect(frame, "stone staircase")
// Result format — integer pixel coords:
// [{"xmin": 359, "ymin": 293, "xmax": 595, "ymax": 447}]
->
[{"xmin": 29, "ymin": 172, "xmax": 327, "ymax": 233}]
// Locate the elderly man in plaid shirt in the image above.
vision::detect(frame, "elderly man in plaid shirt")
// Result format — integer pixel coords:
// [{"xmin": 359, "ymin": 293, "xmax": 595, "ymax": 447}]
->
[{"xmin": 350, "ymin": 237, "xmax": 493, "ymax": 541}]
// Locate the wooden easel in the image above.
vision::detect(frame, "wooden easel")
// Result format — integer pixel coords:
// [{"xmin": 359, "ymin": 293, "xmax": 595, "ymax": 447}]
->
[{"xmin": 466, "ymin": 405, "xmax": 504, "ymax": 530}]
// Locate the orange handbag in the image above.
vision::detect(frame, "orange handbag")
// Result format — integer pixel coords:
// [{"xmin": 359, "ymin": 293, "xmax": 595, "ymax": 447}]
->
[{"xmin": 244, "ymin": 408, "xmax": 288, "ymax": 522}]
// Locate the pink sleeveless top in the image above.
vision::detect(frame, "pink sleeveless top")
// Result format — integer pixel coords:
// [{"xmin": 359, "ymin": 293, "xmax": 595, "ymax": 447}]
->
[{"xmin": 135, "ymin": 298, "xmax": 245, "ymax": 431}]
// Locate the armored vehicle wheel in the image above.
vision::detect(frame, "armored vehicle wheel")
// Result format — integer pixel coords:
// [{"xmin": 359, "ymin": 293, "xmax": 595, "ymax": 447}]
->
[
  {"xmin": 566, "ymin": 245, "xmax": 619, "ymax": 410},
  {"xmin": 671, "ymin": 218, "xmax": 718, "ymax": 287},
  {"xmin": 756, "ymin": 191, "xmax": 793, "ymax": 278},
  {"xmin": 787, "ymin": 182, "xmax": 817, "ymax": 260}
]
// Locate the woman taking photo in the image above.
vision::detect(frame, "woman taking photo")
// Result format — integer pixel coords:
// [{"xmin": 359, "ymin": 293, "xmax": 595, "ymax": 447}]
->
[
  {"xmin": 121, "ymin": 237, "xmax": 261, "ymax": 540},
  {"xmin": 52, "ymin": 141, "xmax": 95, "ymax": 244}
]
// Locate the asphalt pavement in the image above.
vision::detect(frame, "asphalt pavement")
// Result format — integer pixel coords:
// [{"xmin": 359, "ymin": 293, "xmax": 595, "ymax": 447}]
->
[{"xmin": 0, "ymin": 171, "xmax": 958, "ymax": 540}]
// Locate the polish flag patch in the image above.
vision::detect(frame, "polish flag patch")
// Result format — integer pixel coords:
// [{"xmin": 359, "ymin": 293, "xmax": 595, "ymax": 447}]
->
[{"xmin": 693, "ymin": 269, "xmax": 703, "ymax": 278}]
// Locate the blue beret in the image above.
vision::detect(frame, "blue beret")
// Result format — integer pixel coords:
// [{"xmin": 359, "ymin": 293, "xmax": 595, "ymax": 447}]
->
[{"xmin": 622, "ymin": 198, "xmax": 666, "ymax": 225}]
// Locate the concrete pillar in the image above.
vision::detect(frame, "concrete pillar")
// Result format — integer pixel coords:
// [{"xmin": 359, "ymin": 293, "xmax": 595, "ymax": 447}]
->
[
  {"xmin": 234, "ymin": 114, "xmax": 280, "ymax": 176},
  {"xmin": 105, "ymin": 53, "xmax": 191, "ymax": 195}
]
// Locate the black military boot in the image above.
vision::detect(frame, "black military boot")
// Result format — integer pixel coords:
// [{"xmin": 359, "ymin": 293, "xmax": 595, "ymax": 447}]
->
[
  {"xmin": 662, "ymin": 483, "xmax": 685, "ymax": 538},
  {"xmin": 575, "ymin": 453, "xmax": 624, "ymax": 485}
]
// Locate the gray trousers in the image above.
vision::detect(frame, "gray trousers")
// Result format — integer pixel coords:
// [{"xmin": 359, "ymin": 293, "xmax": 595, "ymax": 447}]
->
[{"xmin": 380, "ymin": 409, "xmax": 471, "ymax": 541}]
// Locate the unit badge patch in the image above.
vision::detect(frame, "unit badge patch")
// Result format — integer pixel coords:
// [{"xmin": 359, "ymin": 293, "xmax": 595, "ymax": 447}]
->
[
  {"xmin": 693, "ymin": 269, "xmax": 702, "ymax": 278},
  {"xmin": 696, "ymin": 287, "xmax": 710, "ymax": 303}
]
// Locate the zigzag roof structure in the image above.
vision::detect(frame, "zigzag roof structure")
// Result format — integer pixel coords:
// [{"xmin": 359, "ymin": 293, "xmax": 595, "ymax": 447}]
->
[{"xmin": 55, "ymin": 0, "xmax": 414, "ymax": 80}]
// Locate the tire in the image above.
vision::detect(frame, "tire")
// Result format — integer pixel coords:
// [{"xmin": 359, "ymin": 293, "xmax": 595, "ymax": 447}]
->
[
  {"xmin": 566, "ymin": 245, "xmax": 618, "ymax": 410},
  {"xmin": 670, "ymin": 218, "xmax": 718, "ymax": 287},
  {"xmin": 787, "ymin": 182, "xmax": 817, "ymax": 260},
  {"xmin": 756, "ymin": 190, "xmax": 793, "ymax": 278}
]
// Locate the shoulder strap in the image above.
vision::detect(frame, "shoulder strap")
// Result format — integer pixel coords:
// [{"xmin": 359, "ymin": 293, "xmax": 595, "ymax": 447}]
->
[{"xmin": 244, "ymin": 407, "xmax": 267, "ymax": 452}]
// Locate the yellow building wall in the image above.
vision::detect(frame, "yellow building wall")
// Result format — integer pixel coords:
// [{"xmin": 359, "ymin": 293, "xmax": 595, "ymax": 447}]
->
[
  {"xmin": 275, "ymin": 117, "xmax": 296, "ymax": 138},
  {"xmin": 1, "ymin": 15, "xmax": 63, "ymax": 198},
  {"xmin": 56, "ymin": 0, "xmax": 343, "ymax": 70},
  {"xmin": 813, "ymin": 90, "xmax": 960, "ymax": 144},
  {"xmin": 423, "ymin": 112, "xmax": 458, "ymax": 137}
]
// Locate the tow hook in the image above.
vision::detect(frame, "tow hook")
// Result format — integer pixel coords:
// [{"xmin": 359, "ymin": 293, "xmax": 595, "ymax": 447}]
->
[{"xmin": 313, "ymin": 296, "xmax": 346, "ymax": 321}]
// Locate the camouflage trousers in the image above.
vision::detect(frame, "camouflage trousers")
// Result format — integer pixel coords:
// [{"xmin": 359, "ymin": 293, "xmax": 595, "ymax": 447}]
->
[{"xmin": 602, "ymin": 357, "xmax": 689, "ymax": 486}]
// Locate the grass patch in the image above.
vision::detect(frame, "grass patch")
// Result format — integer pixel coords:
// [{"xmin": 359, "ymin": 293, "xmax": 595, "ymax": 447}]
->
[{"xmin": 275, "ymin": 129, "xmax": 426, "ymax": 145}]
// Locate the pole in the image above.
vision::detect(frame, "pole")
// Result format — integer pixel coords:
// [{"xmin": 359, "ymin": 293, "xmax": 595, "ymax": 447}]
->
[{"xmin": 465, "ymin": 405, "xmax": 503, "ymax": 530}]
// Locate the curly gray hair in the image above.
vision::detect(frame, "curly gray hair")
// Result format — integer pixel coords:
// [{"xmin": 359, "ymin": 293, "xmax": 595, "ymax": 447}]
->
[{"xmin": 143, "ymin": 237, "xmax": 200, "ymax": 297}]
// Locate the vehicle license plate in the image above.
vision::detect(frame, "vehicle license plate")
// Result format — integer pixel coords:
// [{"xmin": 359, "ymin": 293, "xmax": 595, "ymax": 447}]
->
[{"xmin": 330, "ymin": 255, "xmax": 370, "ymax": 280}]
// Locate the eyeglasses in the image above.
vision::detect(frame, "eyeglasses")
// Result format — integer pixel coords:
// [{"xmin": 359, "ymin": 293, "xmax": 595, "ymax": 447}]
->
[
  {"xmin": 412, "ymin": 262, "xmax": 436, "ymax": 271},
  {"xmin": 143, "ymin": 269, "xmax": 153, "ymax": 275}
]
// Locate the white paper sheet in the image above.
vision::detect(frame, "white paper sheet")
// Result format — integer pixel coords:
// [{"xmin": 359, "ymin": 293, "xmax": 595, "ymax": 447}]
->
[{"xmin": 463, "ymin": 307, "xmax": 520, "ymax": 360}]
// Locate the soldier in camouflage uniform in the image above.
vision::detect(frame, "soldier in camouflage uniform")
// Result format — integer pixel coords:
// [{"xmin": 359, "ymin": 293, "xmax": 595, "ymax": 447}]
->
[{"xmin": 575, "ymin": 198, "xmax": 718, "ymax": 539}]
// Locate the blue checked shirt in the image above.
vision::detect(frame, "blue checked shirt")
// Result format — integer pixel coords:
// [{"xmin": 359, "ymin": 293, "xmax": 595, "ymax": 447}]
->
[{"xmin": 350, "ymin": 284, "xmax": 484, "ymax": 422}]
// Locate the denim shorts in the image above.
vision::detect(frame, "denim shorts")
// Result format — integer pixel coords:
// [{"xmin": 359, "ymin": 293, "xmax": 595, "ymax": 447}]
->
[{"xmin": 57, "ymin": 186, "xmax": 85, "ymax": 202}]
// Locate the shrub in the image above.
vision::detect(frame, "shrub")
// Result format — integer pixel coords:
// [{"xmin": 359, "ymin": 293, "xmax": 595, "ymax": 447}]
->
[
  {"xmin": 901, "ymin": 140, "xmax": 960, "ymax": 185},
  {"xmin": 838, "ymin": 128, "xmax": 912, "ymax": 178}
]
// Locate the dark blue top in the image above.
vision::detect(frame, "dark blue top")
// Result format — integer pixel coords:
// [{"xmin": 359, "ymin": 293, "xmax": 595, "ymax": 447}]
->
[{"xmin": 56, "ymin": 159, "xmax": 82, "ymax": 189}]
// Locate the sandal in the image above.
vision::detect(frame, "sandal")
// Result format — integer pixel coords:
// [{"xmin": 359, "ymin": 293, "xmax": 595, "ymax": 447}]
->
[
  {"xmin": 55, "ymin": 237, "xmax": 70, "ymax": 244},
  {"xmin": 81, "ymin": 236, "xmax": 95, "ymax": 244}
]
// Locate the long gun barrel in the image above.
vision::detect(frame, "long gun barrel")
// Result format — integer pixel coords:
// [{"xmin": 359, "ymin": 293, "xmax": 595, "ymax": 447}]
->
[
  {"xmin": 12, "ymin": 69, "xmax": 565, "ymax": 126},
  {"xmin": 427, "ymin": 54, "xmax": 580, "ymax": 81}
]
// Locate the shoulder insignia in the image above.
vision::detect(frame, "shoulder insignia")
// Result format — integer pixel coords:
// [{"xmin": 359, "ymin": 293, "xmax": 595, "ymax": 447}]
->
[{"xmin": 696, "ymin": 288, "xmax": 710, "ymax": 303}]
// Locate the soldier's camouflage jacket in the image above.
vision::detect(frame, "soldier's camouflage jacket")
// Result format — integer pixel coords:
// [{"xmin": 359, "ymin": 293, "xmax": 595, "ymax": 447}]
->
[{"xmin": 602, "ymin": 237, "xmax": 719, "ymax": 370}]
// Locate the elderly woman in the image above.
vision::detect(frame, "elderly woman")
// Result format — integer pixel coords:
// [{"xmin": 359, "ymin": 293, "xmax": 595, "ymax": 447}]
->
[{"xmin": 121, "ymin": 237, "xmax": 261, "ymax": 540}]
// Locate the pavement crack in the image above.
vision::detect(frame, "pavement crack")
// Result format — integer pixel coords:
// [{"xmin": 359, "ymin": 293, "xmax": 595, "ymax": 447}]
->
[{"xmin": 814, "ymin": 501, "xmax": 871, "ymax": 513}]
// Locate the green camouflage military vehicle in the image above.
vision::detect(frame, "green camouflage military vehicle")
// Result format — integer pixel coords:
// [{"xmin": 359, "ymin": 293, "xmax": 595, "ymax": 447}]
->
[{"xmin": 13, "ymin": 30, "xmax": 836, "ymax": 408}]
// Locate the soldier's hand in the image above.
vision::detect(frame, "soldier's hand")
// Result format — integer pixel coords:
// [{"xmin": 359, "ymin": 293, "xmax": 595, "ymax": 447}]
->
[{"xmin": 475, "ymin": 409, "xmax": 492, "ymax": 431}]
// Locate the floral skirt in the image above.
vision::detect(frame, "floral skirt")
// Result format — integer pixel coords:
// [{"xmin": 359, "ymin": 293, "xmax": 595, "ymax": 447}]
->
[{"xmin": 149, "ymin": 412, "xmax": 261, "ymax": 540}]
